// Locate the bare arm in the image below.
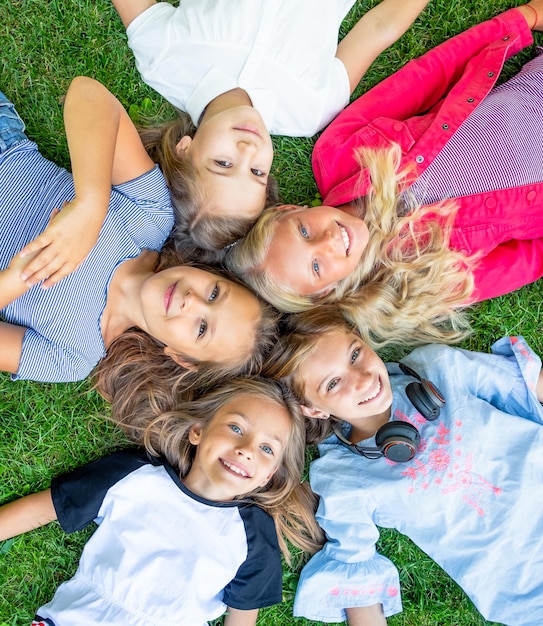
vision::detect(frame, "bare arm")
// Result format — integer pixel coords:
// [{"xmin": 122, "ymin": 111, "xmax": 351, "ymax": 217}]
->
[
  {"xmin": 223, "ymin": 607, "xmax": 258, "ymax": 626},
  {"xmin": 517, "ymin": 0, "xmax": 543, "ymax": 30},
  {"xmin": 111, "ymin": 0, "xmax": 156, "ymax": 28},
  {"xmin": 16, "ymin": 76, "xmax": 154, "ymax": 288},
  {"xmin": 347, "ymin": 603, "xmax": 387, "ymax": 626},
  {"xmin": 0, "ymin": 490, "xmax": 57, "ymax": 542},
  {"xmin": 337, "ymin": 0, "xmax": 431, "ymax": 94}
]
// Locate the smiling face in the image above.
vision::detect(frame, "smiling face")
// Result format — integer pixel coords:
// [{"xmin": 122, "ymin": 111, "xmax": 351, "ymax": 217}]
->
[
  {"xmin": 183, "ymin": 393, "xmax": 292, "ymax": 501},
  {"xmin": 140, "ymin": 266, "xmax": 262, "ymax": 366},
  {"xmin": 262, "ymin": 205, "xmax": 369, "ymax": 297},
  {"xmin": 178, "ymin": 105, "xmax": 274, "ymax": 220},
  {"xmin": 298, "ymin": 329, "xmax": 392, "ymax": 438}
]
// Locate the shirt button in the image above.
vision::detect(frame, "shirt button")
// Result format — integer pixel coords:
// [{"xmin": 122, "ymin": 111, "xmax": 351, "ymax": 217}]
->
[
  {"xmin": 503, "ymin": 35, "xmax": 509, "ymax": 41},
  {"xmin": 442, "ymin": 123, "xmax": 449, "ymax": 130},
  {"xmin": 467, "ymin": 97, "xmax": 474, "ymax": 103},
  {"xmin": 416, "ymin": 155, "xmax": 424, "ymax": 163},
  {"xmin": 488, "ymin": 71, "xmax": 495, "ymax": 77},
  {"xmin": 485, "ymin": 197, "xmax": 497, "ymax": 209},
  {"xmin": 394, "ymin": 123, "xmax": 403, "ymax": 132},
  {"xmin": 527, "ymin": 190, "xmax": 537, "ymax": 202}
]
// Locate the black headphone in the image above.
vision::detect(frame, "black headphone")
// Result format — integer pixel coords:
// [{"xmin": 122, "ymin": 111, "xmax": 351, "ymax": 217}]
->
[{"xmin": 333, "ymin": 363, "xmax": 445, "ymax": 463}]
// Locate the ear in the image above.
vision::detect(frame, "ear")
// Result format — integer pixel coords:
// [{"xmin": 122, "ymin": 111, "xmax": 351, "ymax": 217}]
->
[
  {"xmin": 163, "ymin": 347, "xmax": 198, "ymax": 372},
  {"xmin": 188, "ymin": 423, "xmax": 203, "ymax": 446},
  {"xmin": 300, "ymin": 404, "xmax": 330, "ymax": 420},
  {"xmin": 175, "ymin": 135, "xmax": 192, "ymax": 156}
]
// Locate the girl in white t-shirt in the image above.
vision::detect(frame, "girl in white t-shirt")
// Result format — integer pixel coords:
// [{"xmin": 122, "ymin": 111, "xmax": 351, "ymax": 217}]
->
[
  {"xmin": 0, "ymin": 378, "xmax": 323, "ymax": 625},
  {"xmin": 111, "ymin": 0, "xmax": 431, "ymax": 253}
]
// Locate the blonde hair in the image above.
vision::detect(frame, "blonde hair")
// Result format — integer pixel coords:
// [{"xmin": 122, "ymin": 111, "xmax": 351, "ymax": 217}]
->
[
  {"xmin": 227, "ymin": 144, "xmax": 476, "ymax": 347},
  {"xmin": 94, "ymin": 247, "xmax": 281, "ymax": 424},
  {"xmin": 113, "ymin": 378, "xmax": 324, "ymax": 560},
  {"xmin": 140, "ymin": 113, "xmax": 279, "ymax": 254}
]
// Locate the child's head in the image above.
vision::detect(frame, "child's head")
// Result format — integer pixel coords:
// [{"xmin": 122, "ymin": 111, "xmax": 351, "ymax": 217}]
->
[
  {"xmin": 225, "ymin": 203, "xmax": 368, "ymax": 311},
  {"xmin": 265, "ymin": 307, "xmax": 392, "ymax": 438},
  {"xmin": 227, "ymin": 145, "xmax": 475, "ymax": 348},
  {"xmin": 141, "ymin": 109, "xmax": 279, "ymax": 252},
  {"xmin": 116, "ymin": 377, "xmax": 324, "ymax": 558},
  {"xmin": 173, "ymin": 379, "xmax": 303, "ymax": 502},
  {"xmin": 95, "ymin": 250, "xmax": 280, "ymax": 425}
]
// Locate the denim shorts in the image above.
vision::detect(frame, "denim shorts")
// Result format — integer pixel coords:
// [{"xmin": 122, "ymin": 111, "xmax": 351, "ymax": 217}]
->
[{"xmin": 0, "ymin": 89, "xmax": 27, "ymax": 153}]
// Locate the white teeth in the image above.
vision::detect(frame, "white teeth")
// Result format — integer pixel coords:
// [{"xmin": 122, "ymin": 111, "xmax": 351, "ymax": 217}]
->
[
  {"xmin": 222, "ymin": 460, "xmax": 248, "ymax": 477},
  {"xmin": 360, "ymin": 380, "xmax": 381, "ymax": 404},
  {"xmin": 339, "ymin": 225, "xmax": 350, "ymax": 253}
]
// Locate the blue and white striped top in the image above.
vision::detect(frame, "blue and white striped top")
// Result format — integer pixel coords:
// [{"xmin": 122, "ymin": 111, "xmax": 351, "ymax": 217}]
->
[{"xmin": 0, "ymin": 140, "xmax": 174, "ymax": 382}]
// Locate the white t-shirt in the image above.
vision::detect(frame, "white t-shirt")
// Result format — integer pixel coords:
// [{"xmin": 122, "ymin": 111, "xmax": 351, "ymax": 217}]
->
[
  {"xmin": 36, "ymin": 450, "xmax": 282, "ymax": 625},
  {"xmin": 126, "ymin": 0, "xmax": 356, "ymax": 137}
]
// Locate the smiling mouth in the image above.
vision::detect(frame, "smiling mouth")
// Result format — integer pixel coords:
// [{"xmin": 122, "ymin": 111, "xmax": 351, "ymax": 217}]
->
[
  {"xmin": 338, "ymin": 224, "xmax": 351, "ymax": 255},
  {"xmin": 221, "ymin": 459, "xmax": 250, "ymax": 478},
  {"xmin": 164, "ymin": 282, "xmax": 176, "ymax": 313},
  {"xmin": 358, "ymin": 379, "xmax": 381, "ymax": 404}
]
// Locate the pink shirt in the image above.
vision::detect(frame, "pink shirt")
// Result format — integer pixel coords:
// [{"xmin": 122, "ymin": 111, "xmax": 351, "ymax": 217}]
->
[{"xmin": 312, "ymin": 9, "xmax": 543, "ymax": 302}]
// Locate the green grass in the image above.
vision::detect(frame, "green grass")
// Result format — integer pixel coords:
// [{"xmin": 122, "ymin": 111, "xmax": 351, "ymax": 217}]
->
[{"xmin": 0, "ymin": 0, "xmax": 542, "ymax": 623}]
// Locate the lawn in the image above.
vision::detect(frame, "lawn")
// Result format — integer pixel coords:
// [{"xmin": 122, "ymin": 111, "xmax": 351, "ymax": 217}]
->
[{"xmin": 0, "ymin": 0, "xmax": 541, "ymax": 623}]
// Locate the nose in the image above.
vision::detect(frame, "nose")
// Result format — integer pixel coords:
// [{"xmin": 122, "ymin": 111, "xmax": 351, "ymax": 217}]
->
[
  {"xmin": 236, "ymin": 438, "xmax": 254, "ymax": 460},
  {"xmin": 180, "ymin": 289, "xmax": 205, "ymax": 312},
  {"xmin": 237, "ymin": 139, "xmax": 259, "ymax": 158},
  {"xmin": 351, "ymin": 370, "xmax": 371, "ymax": 392},
  {"xmin": 316, "ymin": 228, "xmax": 341, "ymax": 256}
]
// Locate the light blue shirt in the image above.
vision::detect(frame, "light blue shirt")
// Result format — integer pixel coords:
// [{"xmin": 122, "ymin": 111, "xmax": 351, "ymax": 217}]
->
[{"xmin": 294, "ymin": 337, "xmax": 543, "ymax": 625}]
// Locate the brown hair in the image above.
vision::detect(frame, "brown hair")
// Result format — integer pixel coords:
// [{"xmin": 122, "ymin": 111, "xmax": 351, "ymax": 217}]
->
[
  {"xmin": 140, "ymin": 113, "xmax": 279, "ymax": 254},
  {"xmin": 114, "ymin": 377, "xmax": 324, "ymax": 560},
  {"xmin": 94, "ymin": 247, "xmax": 281, "ymax": 425}
]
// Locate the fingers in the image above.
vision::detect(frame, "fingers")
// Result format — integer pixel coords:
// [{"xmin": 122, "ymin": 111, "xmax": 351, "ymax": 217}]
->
[
  {"xmin": 18, "ymin": 232, "xmax": 52, "ymax": 261},
  {"xmin": 20, "ymin": 249, "xmax": 75, "ymax": 289}
]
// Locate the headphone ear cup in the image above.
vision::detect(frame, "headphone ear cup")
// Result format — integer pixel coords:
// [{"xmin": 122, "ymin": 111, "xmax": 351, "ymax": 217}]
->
[
  {"xmin": 406, "ymin": 381, "xmax": 441, "ymax": 421},
  {"xmin": 375, "ymin": 421, "xmax": 420, "ymax": 462}
]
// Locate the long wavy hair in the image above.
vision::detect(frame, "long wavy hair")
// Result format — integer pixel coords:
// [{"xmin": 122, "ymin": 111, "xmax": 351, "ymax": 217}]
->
[
  {"xmin": 94, "ymin": 246, "xmax": 280, "ymax": 423},
  {"xmin": 226, "ymin": 143, "xmax": 477, "ymax": 347},
  {"xmin": 140, "ymin": 112, "xmax": 279, "ymax": 254},
  {"xmin": 114, "ymin": 377, "xmax": 324, "ymax": 560}
]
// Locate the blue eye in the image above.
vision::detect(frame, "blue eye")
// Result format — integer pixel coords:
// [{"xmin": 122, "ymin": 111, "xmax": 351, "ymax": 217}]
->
[
  {"xmin": 313, "ymin": 260, "xmax": 320, "ymax": 276},
  {"xmin": 230, "ymin": 424, "xmax": 242, "ymax": 434},
  {"xmin": 209, "ymin": 285, "xmax": 219, "ymax": 302},
  {"xmin": 198, "ymin": 320, "xmax": 207, "ymax": 338},
  {"xmin": 300, "ymin": 225, "xmax": 309, "ymax": 238},
  {"xmin": 260, "ymin": 444, "xmax": 273, "ymax": 455},
  {"xmin": 351, "ymin": 348, "xmax": 360, "ymax": 364},
  {"xmin": 326, "ymin": 379, "xmax": 339, "ymax": 392},
  {"xmin": 215, "ymin": 160, "xmax": 232, "ymax": 168},
  {"xmin": 251, "ymin": 168, "xmax": 265, "ymax": 177}
]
